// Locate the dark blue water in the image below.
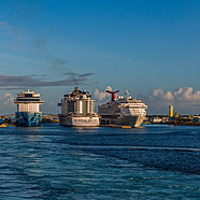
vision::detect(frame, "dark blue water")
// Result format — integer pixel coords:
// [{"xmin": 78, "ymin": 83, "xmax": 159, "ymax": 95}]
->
[{"xmin": 0, "ymin": 124, "xmax": 200, "ymax": 199}]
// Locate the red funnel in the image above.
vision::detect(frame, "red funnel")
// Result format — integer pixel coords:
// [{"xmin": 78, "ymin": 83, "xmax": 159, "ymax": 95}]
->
[{"xmin": 106, "ymin": 90, "xmax": 119, "ymax": 102}]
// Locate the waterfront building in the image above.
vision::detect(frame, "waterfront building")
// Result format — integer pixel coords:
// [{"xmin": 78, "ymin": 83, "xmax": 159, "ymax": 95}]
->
[{"xmin": 169, "ymin": 105, "xmax": 174, "ymax": 118}]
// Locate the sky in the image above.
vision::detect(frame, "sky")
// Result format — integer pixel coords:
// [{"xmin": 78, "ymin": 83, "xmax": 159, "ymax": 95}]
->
[{"xmin": 0, "ymin": 0, "xmax": 200, "ymax": 115}]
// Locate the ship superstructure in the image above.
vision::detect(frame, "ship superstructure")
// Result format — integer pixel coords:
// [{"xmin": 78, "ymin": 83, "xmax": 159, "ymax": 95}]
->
[
  {"xmin": 14, "ymin": 89, "xmax": 43, "ymax": 127},
  {"xmin": 58, "ymin": 87, "xmax": 100, "ymax": 127},
  {"xmin": 98, "ymin": 90, "xmax": 148, "ymax": 127}
]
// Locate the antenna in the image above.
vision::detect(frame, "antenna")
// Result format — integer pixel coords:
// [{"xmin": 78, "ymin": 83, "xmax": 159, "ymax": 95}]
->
[
  {"xmin": 106, "ymin": 90, "xmax": 119, "ymax": 102},
  {"xmin": 126, "ymin": 89, "xmax": 129, "ymax": 99}
]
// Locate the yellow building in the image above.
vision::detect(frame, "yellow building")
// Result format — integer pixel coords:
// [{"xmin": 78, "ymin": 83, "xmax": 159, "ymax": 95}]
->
[
  {"xmin": 174, "ymin": 112, "xmax": 179, "ymax": 118},
  {"xmin": 169, "ymin": 105, "xmax": 173, "ymax": 118}
]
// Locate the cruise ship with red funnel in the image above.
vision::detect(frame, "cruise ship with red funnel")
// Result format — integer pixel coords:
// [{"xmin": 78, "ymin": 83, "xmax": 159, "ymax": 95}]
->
[{"xmin": 98, "ymin": 89, "xmax": 148, "ymax": 127}]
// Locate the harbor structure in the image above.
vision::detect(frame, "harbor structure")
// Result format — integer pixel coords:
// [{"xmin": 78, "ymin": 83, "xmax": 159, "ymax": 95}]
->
[
  {"xmin": 174, "ymin": 112, "xmax": 179, "ymax": 118},
  {"xmin": 14, "ymin": 89, "xmax": 43, "ymax": 127},
  {"xmin": 98, "ymin": 89, "xmax": 148, "ymax": 127},
  {"xmin": 169, "ymin": 105, "xmax": 174, "ymax": 118},
  {"xmin": 58, "ymin": 87, "xmax": 100, "ymax": 127}
]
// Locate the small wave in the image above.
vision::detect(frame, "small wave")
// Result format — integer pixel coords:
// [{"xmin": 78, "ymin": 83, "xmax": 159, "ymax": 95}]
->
[{"xmin": 70, "ymin": 144, "xmax": 200, "ymax": 153}]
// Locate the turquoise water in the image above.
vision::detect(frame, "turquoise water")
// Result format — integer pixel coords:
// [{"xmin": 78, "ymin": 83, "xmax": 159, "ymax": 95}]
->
[{"xmin": 0, "ymin": 124, "xmax": 200, "ymax": 199}]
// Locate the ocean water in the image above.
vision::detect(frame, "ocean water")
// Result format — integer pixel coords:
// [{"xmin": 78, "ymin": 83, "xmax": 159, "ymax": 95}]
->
[{"xmin": 0, "ymin": 124, "xmax": 200, "ymax": 200}]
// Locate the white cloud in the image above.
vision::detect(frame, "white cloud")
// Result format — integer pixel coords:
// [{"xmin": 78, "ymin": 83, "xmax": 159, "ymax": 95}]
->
[
  {"xmin": 173, "ymin": 87, "xmax": 200, "ymax": 102},
  {"xmin": 0, "ymin": 93, "xmax": 15, "ymax": 114},
  {"xmin": 93, "ymin": 86, "xmax": 112, "ymax": 101},
  {"xmin": 2, "ymin": 93, "xmax": 15, "ymax": 106},
  {"xmin": 146, "ymin": 87, "xmax": 200, "ymax": 114},
  {"xmin": 151, "ymin": 87, "xmax": 200, "ymax": 103},
  {"xmin": 163, "ymin": 91, "xmax": 174, "ymax": 101},
  {"xmin": 152, "ymin": 87, "xmax": 164, "ymax": 97}
]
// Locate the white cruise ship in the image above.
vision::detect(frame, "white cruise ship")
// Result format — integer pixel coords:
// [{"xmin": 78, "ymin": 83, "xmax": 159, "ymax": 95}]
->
[
  {"xmin": 14, "ymin": 89, "xmax": 43, "ymax": 127},
  {"xmin": 98, "ymin": 89, "xmax": 148, "ymax": 127},
  {"xmin": 58, "ymin": 87, "xmax": 100, "ymax": 127}
]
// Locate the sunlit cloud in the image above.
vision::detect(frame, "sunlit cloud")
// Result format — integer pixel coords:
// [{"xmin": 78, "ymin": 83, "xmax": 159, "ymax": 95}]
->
[
  {"xmin": 93, "ymin": 86, "xmax": 112, "ymax": 101},
  {"xmin": 150, "ymin": 87, "xmax": 200, "ymax": 103},
  {"xmin": 144, "ymin": 87, "xmax": 200, "ymax": 114}
]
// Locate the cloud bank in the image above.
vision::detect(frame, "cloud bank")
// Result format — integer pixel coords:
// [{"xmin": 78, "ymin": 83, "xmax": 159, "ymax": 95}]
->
[
  {"xmin": 149, "ymin": 87, "xmax": 200, "ymax": 102},
  {"xmin": 146, "ymin": 87, "xmax": 200, "ymax": 114},
  {"xmin": 0, "ymin": 73, "xmax": 93, "ymax": 88}
]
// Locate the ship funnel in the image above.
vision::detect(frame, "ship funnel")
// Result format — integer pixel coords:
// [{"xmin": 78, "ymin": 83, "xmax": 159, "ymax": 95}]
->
[{"xmin": 106, "ymin": 90, "xmax": 119, "ymax": 102}]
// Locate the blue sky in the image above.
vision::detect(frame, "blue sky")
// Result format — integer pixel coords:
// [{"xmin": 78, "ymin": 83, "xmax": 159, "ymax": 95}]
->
[{"xmin": 0, "ymin": 0, "xmax": 200, "ymax": 115}]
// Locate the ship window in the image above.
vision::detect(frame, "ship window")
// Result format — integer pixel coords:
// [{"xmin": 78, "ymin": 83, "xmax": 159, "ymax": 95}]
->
[
  {"xmin": 25, "ymin": 94, "xmax": 32, "ymax": 97},
  {"xmin": 68, "ymin": 102, "xmax": 74, "ymax": 113}
]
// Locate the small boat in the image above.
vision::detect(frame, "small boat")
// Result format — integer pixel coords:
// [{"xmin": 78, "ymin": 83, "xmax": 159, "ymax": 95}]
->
[
  {"xmin": 121, "ymin": 125, "xmax": 132, "ymax": 129},
  {"xmin": 0, "ymin": 124, "xmax": 7, "ymax": 128}
]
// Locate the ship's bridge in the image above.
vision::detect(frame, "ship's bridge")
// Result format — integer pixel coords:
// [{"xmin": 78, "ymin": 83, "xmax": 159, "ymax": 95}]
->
[{"xmin": 14, "ymin": 89, "xmax": 43, "ymax": 113}]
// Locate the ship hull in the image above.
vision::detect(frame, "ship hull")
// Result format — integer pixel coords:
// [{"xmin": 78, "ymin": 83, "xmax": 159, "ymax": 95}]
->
[
  {"xmin": 100, "ymin": 115, "xmax": 145, "ymax": 127},
  {"xmin": 59, "ymin": 115, "xmax": 100, "ymax": 127},
  {"xmin": 15, "ymin": 112, "xmax": 42, "ymax": 127}
]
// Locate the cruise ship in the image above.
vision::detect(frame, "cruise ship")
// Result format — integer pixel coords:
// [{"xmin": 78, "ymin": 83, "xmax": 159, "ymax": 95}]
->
[
  {"xmin": 58, "ymin": 87, "xmax": 100, "ymax": 127},
  {"xmin": 98, "ymin": 89, "xmax": 148, "ymax": 127},
  {"xmin": 14, "ymin": 89, "xmax": 43, "ymax": 127}
]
